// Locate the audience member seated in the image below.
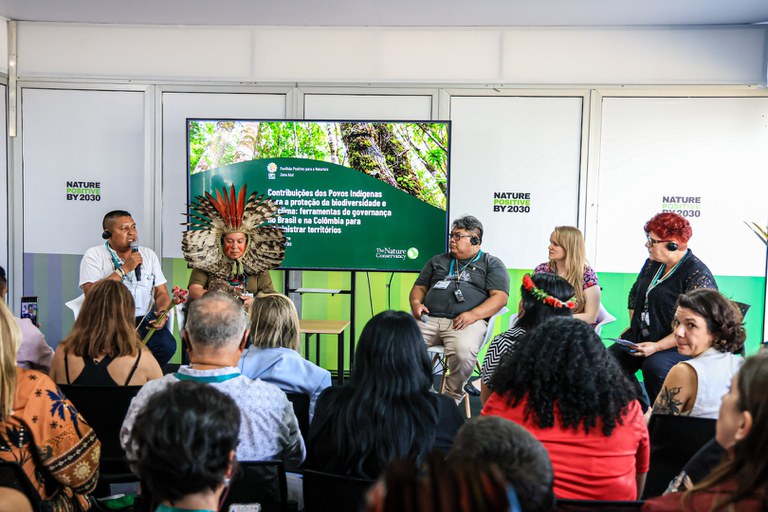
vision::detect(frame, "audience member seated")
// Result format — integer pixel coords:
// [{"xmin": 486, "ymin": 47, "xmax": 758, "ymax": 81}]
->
[
  {"xmin": 0, "ymin": 266, "xmax": 54, "ymax": 372},
  {"xmin": 0, "ymin": 300, "xmax": 100, "ymax": 511},
  {"xmin": 483, "ymin": 317, "xmax": 649, "ymax": 501},
  {"xmin": 121, "ymin": 292, "xmax": 304, "ymax": 468},
  {"xmin": 449, "ymin": 416, "xmax": 555, "ymax": 512},
  {"xmin": 49, "ymin": 280, "xmax": 163, "ymax": 386},
  {"xmin": 534, "ymin": 226, "xmax": 601, "ymax": 324},
  {"xmin": 239, "ymin": 293, "xmax": 331, "ymax": 419},
  {"xmin": 643, "ymin": 352, "xmax": 768, "ymax": 511},
  {"xmin": 365, "ymin": 453, "xmax": 516, "ymax": 512},
  {"xmin": 127, "ymin": 380, "xmax": 240, "ymax": 512},
  {"xmin": 480, "ymin": 273, "xmax": 574, "ymax": 403},
  {"xmin": 652, "ymin": 289, "xmax": 745, "ymax": 418},
  {"xmin": 305, "ymin": 310, "xmax": 464, "ymax": 479}
]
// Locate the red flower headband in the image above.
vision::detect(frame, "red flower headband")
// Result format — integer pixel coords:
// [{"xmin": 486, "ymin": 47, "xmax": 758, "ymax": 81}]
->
[{"xmin": 522, "ymin": 274, "xmax": 576, "ymax": 309}]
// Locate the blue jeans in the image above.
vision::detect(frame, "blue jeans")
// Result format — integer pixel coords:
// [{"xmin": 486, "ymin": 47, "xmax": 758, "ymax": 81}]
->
[{"xmin": 135, "ymin": 313, "xmax": 177, "ymax": 366}]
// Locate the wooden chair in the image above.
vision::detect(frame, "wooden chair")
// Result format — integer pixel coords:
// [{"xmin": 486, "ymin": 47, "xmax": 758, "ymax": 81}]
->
[
  {"xmin": 303, "ymin": 469, "xmax": 374, "ymax": 512},
  {"xmin": 427, "ymin": 306, "xmax": 509, "ymax": 417},
  {"xmin": 642, "ymin": 414, "xmax": 717, "ymax": 498},
  {"xmin": 58, "ymin": 384, "xmax": 143, "ymax": 497}
]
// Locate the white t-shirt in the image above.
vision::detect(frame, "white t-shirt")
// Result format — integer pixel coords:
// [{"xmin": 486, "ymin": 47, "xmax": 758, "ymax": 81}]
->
[{"xmin": 79, "ymin": 242, "xmax": 167, "ymax": 317}]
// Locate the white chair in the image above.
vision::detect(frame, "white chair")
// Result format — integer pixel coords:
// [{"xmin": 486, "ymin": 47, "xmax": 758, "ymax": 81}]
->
[
  {"xmin": 427, "ymin": 306, "xmax": 509, "ymax": 417},
  {"xmin": 594, "ymin": 303, "xmax": 616, "ymax": 336}
]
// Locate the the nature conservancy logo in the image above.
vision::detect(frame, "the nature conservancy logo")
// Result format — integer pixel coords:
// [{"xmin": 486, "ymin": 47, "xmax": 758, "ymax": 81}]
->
[
  {"xmin": 267, "ymin": 162, "xmax": 277, "ymax": 179},
  {"xmin": 376, "ymin": 246, "xmax": 419, "ymax": 260}
]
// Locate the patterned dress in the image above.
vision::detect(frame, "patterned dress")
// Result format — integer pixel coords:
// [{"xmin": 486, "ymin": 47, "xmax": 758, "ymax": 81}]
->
[{"xmin": 0, "ymin": 368, "xmax": 100, "ymax": 512}]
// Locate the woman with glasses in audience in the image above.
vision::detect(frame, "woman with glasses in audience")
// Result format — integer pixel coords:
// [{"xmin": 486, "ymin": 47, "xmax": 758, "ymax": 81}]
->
[
  {"xmin": 534, "ymin": 226, "xmax": 600, "ymax": 324},
  {"xmin": 652, "ymin": 289, "xmax": 745, "ymax": 419},
  {"xmin": 306, "ymin": 310, "xmax": 464, "ymax": 479},
  {"xmin": 608, "ymin": 212, "xmax": 717, "ymax": 409},
  {"xmin": 50, "ymin": 280, "xmax": 162, "ymax": 386},
  {"xmin": 643, "ymin": 353, "xmax": 768, "ymax": 511},
  {"xmin": 483, "ymin": 317, "xmax": 649, "ymax": 501},
  {"xmin": 0, "ymin": 300, "xmax": 100, "ymax": 511}
]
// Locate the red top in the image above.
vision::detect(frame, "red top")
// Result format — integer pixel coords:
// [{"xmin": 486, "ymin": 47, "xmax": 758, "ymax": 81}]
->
[{"xmin": 482, "ymin": 393, "xmax": 649, "ymax": 501}]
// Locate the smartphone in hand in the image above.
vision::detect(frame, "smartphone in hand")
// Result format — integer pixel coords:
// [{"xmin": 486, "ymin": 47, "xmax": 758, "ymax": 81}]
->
[{"xmin": 20, "ymin": 296, "xmax": 39, "ymax": 325}]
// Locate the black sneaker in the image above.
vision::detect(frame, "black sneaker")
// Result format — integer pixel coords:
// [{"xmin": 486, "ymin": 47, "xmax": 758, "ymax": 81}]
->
[{"xmin": 464, "ymin": 381, "xmax": 481, "ymax": 397}]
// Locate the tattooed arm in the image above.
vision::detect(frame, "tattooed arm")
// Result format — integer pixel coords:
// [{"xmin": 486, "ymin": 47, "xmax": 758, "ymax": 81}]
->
[{"xmin": 651, "ymin": 363, "xmax": 697, "ymax": 417}]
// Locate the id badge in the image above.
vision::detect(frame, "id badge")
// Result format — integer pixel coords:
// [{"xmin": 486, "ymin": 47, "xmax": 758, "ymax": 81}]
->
[
  {"xmin": 454, "ymin": 288, "xmax": 465, "ymax": 303},
  {"xmin": 434, "ymin": 279, "xmax": 451, "ymax": 290}
]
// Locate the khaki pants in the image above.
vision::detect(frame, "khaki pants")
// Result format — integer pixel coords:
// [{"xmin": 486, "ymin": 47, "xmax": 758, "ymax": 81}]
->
[{"xmin": 418, "ymin": 316, "xmax": 488, "ymax": 401}]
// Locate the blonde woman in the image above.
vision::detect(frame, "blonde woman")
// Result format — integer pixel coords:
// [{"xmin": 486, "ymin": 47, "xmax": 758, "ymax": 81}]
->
[
  {"xmin": 0, "ymin": 300, "xmax": 101, "ymax": 511},
  {"xmin": 535, "ymin": 226, "xmax": 601, "ymax": 324},
  {"xmin": 239, "ymin": 293, "xmax": 331, "ymax": 419},
  {"xmin": 49, "ymin": 280, "xmax": 162, "ymax": 386}
]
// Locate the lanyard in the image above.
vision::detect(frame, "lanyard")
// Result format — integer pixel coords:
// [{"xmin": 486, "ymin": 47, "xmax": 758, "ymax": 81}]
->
[
  {"xmin": 448, "ymin": 250, "xmax": 482, "ymax": 282},
  {"xmin": 105, "ymin": 241, "xmax": 131, "ymax": 283},
  {"xmin": 645, "ymin": 250, "xmax": 688, "ymax": 302}
]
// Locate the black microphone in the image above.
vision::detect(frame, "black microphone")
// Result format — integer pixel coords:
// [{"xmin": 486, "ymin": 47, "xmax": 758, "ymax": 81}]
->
[{"xmin": 130, "ymin": 242, "xmax": 142, "ymax": 281}]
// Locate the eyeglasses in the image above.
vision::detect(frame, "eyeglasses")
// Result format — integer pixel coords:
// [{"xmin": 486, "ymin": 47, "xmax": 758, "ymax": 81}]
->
[
  {"xmin": 646, "ymin": 235, "xmax": 672, "ymax": 246},
  {"xmin": 448, "ymin": 233, "xmax": 474, "ymax": 241}
]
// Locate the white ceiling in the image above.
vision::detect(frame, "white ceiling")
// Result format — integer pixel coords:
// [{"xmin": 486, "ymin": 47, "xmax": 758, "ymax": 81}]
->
[{"xmin": 0, "ymin": 0, "xmax": 767, "ymax": 27}]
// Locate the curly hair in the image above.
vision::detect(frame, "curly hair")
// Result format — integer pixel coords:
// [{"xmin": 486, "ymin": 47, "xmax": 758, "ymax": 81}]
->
[
  {"xmin": 489, "ymin": 317, "xmax": 637, "ymax": 436},
  {"xmin": 516, "ymin": 273, "xmax": 575, "ymax": 331},
  {"xmin": 644, "ymin": 212, "xmax": 693, "ymax": 247},
  {"xmin": 128, "ymin": 380, "xmax": 240, "ymax": 504},
  {"xmin": 675, "ymin": 289, "xmax": 746, "ymax": 354}
]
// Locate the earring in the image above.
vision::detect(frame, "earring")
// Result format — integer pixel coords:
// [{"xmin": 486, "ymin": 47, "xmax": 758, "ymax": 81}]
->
[{"xmin": 224, "ymin": 476, "xmax": 231, "ymax": 488}]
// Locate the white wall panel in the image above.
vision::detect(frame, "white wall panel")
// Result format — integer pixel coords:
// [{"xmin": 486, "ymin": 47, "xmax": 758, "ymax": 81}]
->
[
  {"xmin": 22, "ymin": 88, "xmax": 146, "ymax": 254},
  {"xmin": 161, "ymin": 91, "xmax": 289, "ymax": 258},
  {"xmin": 303, "ymin": 94, "xmax": 433, "ymax": 120},
  {"xmin": 449, "ymin": 96, "xmax": 583, "ymax": 268}
]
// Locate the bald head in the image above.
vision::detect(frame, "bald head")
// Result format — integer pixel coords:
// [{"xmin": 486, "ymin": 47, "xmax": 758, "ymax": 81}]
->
[{"xmin": 184, "ymin": 293, "xmax": 248, "ymax": 350}]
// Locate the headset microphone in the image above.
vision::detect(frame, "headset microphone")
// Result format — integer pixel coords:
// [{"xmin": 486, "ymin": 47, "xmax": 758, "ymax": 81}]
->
[
  {"xmin": 470, "ymin": 236, "xmax": 480, "ymax": 246},
  {"xmin": 666, "ymin": 241, "xmax": 679, "ymax": 251},
  {"xmin": 101, "ymin": 230, "xmax": 112, "ymax": 240}
]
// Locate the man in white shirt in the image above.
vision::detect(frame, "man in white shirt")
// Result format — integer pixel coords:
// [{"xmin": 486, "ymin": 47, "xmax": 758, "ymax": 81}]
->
[{"xmin": 79, "ymin": 210, "xmax": 175, "ymax": 365}]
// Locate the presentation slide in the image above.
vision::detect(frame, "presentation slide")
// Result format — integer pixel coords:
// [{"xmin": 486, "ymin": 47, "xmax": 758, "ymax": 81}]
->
[{"xmin": 187, "ymin": 120, "xmax": 450, "ymax": 271}]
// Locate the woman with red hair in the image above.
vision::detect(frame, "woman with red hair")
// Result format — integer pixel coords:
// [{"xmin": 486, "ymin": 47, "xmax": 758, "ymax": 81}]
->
[{"xmin": 609, "ymin": 212, "xmax": 717, "ymax": 409}]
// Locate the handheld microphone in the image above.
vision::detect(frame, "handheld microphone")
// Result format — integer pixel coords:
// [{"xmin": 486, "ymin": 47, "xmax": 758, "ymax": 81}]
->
[{"xmin": 130, "ymin": 242, "xmax": 142, "ymax": 281}]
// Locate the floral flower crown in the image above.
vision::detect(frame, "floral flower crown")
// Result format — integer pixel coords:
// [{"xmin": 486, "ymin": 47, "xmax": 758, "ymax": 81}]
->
[{"xmin": 522, "ymin": 274, "xmax": 576, "ymax": 309}]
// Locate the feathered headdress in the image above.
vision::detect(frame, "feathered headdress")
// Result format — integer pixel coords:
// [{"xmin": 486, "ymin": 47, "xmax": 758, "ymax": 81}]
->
[{"xmin": 182, "ymin": 184, "xmax": 286, "ymax": 280}]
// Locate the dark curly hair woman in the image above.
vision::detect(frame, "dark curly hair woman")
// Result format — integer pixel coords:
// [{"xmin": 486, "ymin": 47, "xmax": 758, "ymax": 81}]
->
[
  {"xmin": 127, "ymin": 380, "xmax": 241, "ymax": 511},
  {"xmin": 652, "ymin": 289, "xmax": 745, "ymax": 419},
  {"xmin": 482, "ymin": 317, "xmax": 649, "ymax": 501}
]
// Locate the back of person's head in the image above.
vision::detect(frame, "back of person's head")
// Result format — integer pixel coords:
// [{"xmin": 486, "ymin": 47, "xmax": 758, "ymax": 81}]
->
[
  {"xmin": 366, "ymin": 452, "xmax": 514, "ymax": 512},
  {"xmin": 61, "ymin": 279, "xmax": 139, "ymax": 359},
  {"xmin": 184, "ymin": 292, "xmax": 248, "ymax": 349},
  {"xmin": 330, "ymin": 310, "xmax": 438, "ymax": 478},
  {"xmin": 449, "ymin": 417, "xmax": 555, "ymax": 512},
  {"xmin": 128, "ymin": 380, "xmax": 241, "ymax": 505},
  {"xmin": 676, "ymin": 289, "xmax": 746, "ymax": 354},
  {"xmin": 249, "ymin": 293, "xmax": 300, "ymax": 351},
  {"xmin": 688, "ymin": 353, "xmax": 768, "ymax": 510},
  {"xmin": 490, "ymin": 317, "xmax": 636, "ymax": 436},
  {"xmin": 0, "ymin": 301, "xmax": 21, "ymax": 420},
  {"xmin": 351, "ymin": 310, "xmax": 433, "ymax": 397},
  {"xmin": 516, "ymin": 273, "xmax": 575, "ymax": 331}
]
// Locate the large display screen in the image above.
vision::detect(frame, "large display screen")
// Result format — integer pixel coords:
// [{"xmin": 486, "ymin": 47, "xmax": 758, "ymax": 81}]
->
[{"xmin": 187, "ymin": 119, "xmax": 450, "ymax": 271}]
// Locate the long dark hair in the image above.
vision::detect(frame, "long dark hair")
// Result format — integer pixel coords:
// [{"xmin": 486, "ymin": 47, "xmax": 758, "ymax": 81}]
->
[
  {"xmin": 489, "ymin": 317, "xmax": 636, "ymax": 436},
  {"xmin": 515, "ymin": 273, "xmax": 575, "ymax": 331},
  {"xmin": 315, "ymin": 310, "xmax": 438, "ymax": 478},
  {"xmin": 684, "ymin": 353, "xmax": 768, "ymax": 511}
]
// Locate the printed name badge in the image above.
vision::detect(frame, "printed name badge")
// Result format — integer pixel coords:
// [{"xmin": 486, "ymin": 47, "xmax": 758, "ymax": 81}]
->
[{"xmin": 434, "ymin": 279, "xmax": 451, "ymax": 290}]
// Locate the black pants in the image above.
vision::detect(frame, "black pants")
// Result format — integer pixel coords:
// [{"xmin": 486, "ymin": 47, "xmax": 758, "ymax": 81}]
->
[
  {"xmin": 135, "ymin": 313, "xmax": 177, "ymax": 366},
  {"xmin": 608, "ymin": 343, "xmax": 689, "ymax": 410}
]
